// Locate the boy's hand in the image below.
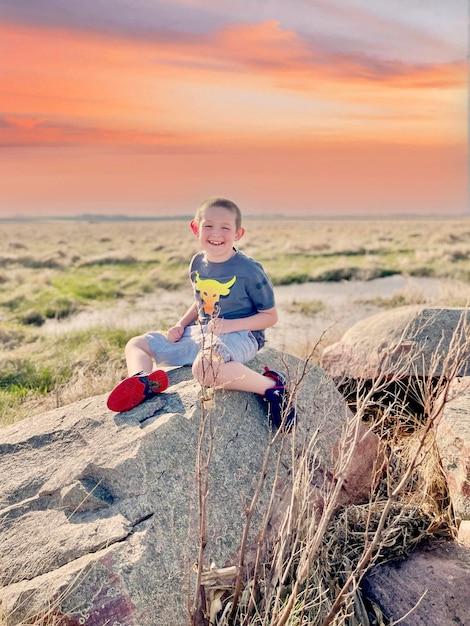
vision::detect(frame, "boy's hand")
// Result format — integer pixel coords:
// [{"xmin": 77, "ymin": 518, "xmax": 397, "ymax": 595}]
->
[{"xmin": 167, "ymin": 324, "xmax": 185, "ymax": 343}]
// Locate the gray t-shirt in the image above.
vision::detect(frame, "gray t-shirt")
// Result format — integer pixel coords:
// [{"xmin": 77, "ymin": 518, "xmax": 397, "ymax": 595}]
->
[{"xmin": 189, "ymin": 249, "xmax": 275, "ymax": 348}]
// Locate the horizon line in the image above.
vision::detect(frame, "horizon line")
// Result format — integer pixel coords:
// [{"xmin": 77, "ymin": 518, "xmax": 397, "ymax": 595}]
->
[{"xmin": 0, "ymin": 212, "xmax": 469, "ymax": 223}]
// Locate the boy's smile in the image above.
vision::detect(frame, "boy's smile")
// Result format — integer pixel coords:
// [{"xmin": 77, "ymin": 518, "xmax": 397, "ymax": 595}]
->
[{"xmin": 191, "ymin": 205, "xmax": 245, "ymax": 263}]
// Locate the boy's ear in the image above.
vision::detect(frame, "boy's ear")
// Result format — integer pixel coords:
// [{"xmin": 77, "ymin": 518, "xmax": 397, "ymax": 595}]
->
[
  {"xmin": 234, "ymin": 227, "xmax": 245, "ymax": 241},
  {"xmin": 190, "ymin": 220, "xmax": 199, "ymax": 235}
]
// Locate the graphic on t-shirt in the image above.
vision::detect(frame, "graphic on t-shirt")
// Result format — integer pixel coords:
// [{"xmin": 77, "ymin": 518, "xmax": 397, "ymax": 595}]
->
[{"xmin": 194, "ymin": 271, "xmax": 236, "ymax": 315}]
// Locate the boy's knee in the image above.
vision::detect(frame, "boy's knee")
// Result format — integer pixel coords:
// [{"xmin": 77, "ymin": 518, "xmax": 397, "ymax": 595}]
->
[
  {"xmin": 192, "ymin": 352, "xmax": 221, "ymax": 387},
  {"xmin": 125, "ymin": 335, "xmax": 150, "ymax": 356}
]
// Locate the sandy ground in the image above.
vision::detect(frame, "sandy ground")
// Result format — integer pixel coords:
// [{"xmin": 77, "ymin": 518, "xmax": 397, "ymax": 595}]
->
[{"xmin": 42, "ymin": 275, "xmax": 466, "ymax": 355}]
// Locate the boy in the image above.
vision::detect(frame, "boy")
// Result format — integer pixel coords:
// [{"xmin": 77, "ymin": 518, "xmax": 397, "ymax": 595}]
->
[{"xmin": 107, "ymin": 197, "xmax": 296, "ymax": 429}]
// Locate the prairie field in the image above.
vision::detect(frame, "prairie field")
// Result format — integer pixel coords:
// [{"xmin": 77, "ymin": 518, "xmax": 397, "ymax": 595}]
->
[{"xmin": 1, "ymin": 216, "xmax": 470, "ymax": 425}]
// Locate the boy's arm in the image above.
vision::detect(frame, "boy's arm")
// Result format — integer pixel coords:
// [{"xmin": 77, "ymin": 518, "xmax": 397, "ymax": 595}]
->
[
  {"xmin": 167, "ymin": 302, "xmax": 199, "ymax": 342},
  {"xmin": 207, "ymin": 306, "xmax": 278, "ymax": 335}
]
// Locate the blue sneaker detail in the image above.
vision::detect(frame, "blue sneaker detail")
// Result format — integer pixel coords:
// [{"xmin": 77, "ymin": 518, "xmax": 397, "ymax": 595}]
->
[{"xmin": 262, "ymin": 367, "xmax": 296, "ymax": 431}]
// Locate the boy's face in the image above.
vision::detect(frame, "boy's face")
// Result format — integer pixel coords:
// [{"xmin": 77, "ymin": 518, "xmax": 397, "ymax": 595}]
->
[{"xmin": 190, "ymin": 205, "xmax": 245, "ymax": 262}]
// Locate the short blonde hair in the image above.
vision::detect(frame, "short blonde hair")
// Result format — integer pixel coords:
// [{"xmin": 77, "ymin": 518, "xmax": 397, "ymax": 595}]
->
[{"xmin": 194, "ymin": 197, "xmax": 242, "ymax": 230}]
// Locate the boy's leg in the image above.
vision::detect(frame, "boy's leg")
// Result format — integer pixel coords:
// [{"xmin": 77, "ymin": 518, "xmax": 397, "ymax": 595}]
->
[
  {"xmin": 220, "ymin": 362, "xmax": 296, "ymax": 430},
  {"xmin": 192, "ymin": 348, "xmax": 296, "ymax": 430},
  {"xmin": 204, "ymin": 360, "xmax": 275, "ymax": 394},
  {"xmin": 125, "ymin": 335, "xmax": 155, "ymax": 376},
  {"xmin": 108, "ymin": 329, "xmax": 201, "ymax": 413},
  {"xmin": 107, "ymin": 334, "xmax": 168, "ymax": 412}
]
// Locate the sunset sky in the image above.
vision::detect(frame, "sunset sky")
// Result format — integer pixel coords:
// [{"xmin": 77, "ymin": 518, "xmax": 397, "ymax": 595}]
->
[{"xmin": 0, "ymin": 0, "xmax": 468, "ymax": 218}]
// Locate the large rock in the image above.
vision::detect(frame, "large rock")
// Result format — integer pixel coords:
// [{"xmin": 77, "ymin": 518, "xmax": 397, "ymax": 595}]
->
[
  {"xmin": 362, "ymin": 539, "xmax": 470, "ymax": 625},
  {"xmin": 321, "ymin": 307, "xmax": 470, "ymax": 381},
  {"xmin": 0, "ymin": 348, "xmax": 382, "ymax": 626},
  {"xmin": 321, "ymin": 306, "xmax": 470, "ymax": 548}
]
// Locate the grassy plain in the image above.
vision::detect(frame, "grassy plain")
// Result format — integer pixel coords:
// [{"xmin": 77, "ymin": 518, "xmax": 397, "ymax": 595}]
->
[{"xmin": 1, "ymin": 216, "xmax": 470, "ymax": 424}]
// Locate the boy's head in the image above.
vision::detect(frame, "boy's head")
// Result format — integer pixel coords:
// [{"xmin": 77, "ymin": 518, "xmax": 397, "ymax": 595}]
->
[
  {"xmin": 190, "ymin": 197, "xmax": 245, "ymax": 262},
  {"xmin": 193, "ymin": 197, "xmax": 242, "ymax": 230}
]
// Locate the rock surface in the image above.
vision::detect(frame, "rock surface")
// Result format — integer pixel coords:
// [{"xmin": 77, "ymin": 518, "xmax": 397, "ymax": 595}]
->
[
  {"xmin": 434, "ymin": 376, "xmax": 470, "ymax": 525},
  {"xmin": 362, "ymin": 539, "xmax": 470, "ymax": 625},
  {"xmin": 0, "ymin": 348, "xmax": 381, "ymax": 626},
  {"xmin": 3, "ymin": 295, "xmax": 470, "ymax": 625}
]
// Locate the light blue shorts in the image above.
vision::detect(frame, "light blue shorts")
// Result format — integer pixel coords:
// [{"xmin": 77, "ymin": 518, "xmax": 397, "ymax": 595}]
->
[{"xmin": 145, "ymin": 324, "xmax": 259, "ymax": 367}]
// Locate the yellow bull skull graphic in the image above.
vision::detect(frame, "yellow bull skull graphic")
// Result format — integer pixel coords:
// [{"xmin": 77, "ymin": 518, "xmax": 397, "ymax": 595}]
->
[{"xmin": 194, "ymin": 271, "xmax": 236, "ymax": 315}]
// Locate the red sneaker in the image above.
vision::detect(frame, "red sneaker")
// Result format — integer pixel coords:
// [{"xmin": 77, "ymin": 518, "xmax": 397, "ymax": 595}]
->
[{"xmin": 107, "ymin": 370, "xmax": 169, "ymax": 412}]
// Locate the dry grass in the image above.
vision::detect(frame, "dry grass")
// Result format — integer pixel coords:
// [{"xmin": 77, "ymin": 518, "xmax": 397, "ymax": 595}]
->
[{"xmin": 189, "ymin": 311, "xmax": 468, "ymax": 626}]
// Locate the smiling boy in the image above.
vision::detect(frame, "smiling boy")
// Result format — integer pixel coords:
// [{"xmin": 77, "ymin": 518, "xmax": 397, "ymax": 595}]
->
[{"xmin": 107, "ymin": 197, "xmax": 296, "ymax": 429}]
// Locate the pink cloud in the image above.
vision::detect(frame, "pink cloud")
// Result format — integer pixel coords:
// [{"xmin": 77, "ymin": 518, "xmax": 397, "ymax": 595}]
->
[
  {"xmin": 210, "ymin": 20, "xmax": 466, "ymax": 91},
  {"xmin": 3, "ymin": 115, "xmax": 46, "ymax": 130}
]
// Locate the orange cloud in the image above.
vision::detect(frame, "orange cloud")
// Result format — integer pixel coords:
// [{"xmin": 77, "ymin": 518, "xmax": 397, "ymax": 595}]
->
[{"xmin": 1, "ymin": 17, "xmax": 466, "ymax": 152}]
